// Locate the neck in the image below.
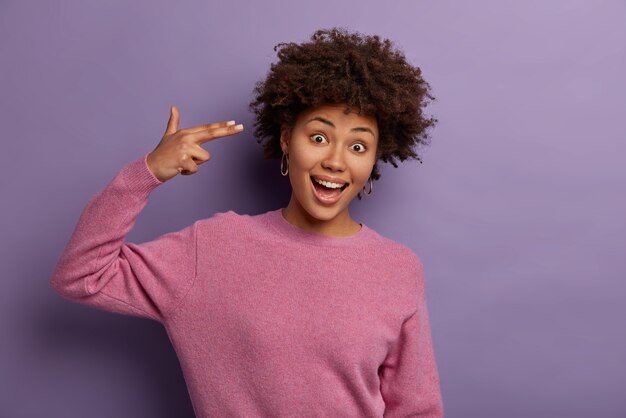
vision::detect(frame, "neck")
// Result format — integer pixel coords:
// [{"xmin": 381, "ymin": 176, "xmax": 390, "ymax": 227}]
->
[{"xmin": 282, "ymin": 196, "xmax": 361, "ymax": 238}]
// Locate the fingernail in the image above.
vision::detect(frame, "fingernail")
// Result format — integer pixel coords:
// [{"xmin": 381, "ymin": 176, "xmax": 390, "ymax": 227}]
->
[
  {"xmin": 235, "ymin": 124, "xmax": 244, "ymax": 130},
  {"xmin": 226, "ymin": 120, "xmax": 236, "ymax": 126}
]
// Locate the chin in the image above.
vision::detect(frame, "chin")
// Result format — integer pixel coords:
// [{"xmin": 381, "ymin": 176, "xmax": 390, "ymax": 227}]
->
[
  {"xmin": 306, "ymin": 208, "xmax": 341, "ymax": 222},
  {"xmin": 304, "ymin": 197, "xmax": 354, "ymax": 223}
]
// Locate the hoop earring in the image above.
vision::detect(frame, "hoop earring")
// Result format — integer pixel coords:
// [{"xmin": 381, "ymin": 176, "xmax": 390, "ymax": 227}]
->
[
  {"xmin": 362, "ymin": 176, "xmax": 373, "ymax": 196},
  {"xmin": 280, "ymin": 151, "xmax": 289, "ymax": 176}
]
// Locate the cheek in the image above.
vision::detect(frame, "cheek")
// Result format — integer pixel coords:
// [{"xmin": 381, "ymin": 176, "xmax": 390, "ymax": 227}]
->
[
  {"xmin": 289, "ymin": 145, "xmax": 319, "ymax": 171},
  {"xmin": 352, "ymin": 156, "xmax": 376, "ymax": 178}
]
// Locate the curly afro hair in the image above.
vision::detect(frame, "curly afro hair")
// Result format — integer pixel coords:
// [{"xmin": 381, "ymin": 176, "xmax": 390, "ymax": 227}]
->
[{"xmin": 249, "ymin": 27, "xmax": 436, "ymax": 199}]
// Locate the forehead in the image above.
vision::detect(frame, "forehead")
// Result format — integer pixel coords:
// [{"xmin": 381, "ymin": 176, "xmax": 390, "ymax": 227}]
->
[{"xmin": 296, "ymin": 104, "xmax": 378, "ymax": 131}]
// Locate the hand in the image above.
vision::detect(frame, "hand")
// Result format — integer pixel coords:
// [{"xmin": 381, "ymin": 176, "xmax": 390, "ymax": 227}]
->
[{"xmin": 146, "ymin": 105, "xmax": 244, "ymax": 182}]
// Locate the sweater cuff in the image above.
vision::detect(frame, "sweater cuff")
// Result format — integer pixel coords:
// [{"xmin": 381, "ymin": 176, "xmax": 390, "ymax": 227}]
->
[{"xmin": 118, "ymin": 153, "xmax": 163, "ymax": 198}]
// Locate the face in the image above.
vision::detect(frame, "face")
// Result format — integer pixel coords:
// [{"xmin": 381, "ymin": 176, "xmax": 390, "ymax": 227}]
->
[{"xmin": 280, "ymin": 103, "xmax": 379, "ymax": 232}]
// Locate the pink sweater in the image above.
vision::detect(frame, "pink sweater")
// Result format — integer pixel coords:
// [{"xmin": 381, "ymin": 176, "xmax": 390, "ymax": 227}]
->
[{"xmin": 50, "ymin": 154, "xmax": 444, "ymax": 417}]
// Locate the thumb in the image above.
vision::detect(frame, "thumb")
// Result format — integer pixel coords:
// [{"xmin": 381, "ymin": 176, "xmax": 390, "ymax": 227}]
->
[{"xmin": 164, "ymin": 105, "xmax": 180, "ymax": 135}]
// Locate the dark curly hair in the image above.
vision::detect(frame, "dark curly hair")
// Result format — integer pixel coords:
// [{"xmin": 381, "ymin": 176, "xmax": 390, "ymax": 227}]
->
[{"xmin": 249, "ymin": 27, "xmax": 436, "ymax": 199}]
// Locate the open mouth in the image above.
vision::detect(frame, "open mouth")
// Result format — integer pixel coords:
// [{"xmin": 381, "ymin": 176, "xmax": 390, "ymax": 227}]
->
[{"xmin": 310, "ymin": 176, "xmax": 349, "ymax": 204}]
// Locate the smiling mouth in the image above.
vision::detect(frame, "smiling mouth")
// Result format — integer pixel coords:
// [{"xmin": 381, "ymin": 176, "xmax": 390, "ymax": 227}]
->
[
  {"xmin": 310, "ymin": 176, "xmax": 349, "ymax": 191},
  {"xmin": 309, "ymin": 176, "xmax": 349, "ymax": 205}
]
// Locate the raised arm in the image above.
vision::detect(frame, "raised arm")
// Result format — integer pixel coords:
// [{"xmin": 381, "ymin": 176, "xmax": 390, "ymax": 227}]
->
[{"xmin": 50, "ymin": 106, "xmax": 244, "ymax": 323}]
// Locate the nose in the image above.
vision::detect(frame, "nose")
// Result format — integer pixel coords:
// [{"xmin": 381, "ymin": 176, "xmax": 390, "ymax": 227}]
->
[{"xmin": 321, "ymin": 144, "xmax": 346, "ymax": 172}]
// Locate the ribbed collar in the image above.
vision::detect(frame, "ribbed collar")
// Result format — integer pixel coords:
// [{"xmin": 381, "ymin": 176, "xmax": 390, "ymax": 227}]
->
[{"xmin": 263, "ymin": 208, "xmax": 374, "ymax": 248}]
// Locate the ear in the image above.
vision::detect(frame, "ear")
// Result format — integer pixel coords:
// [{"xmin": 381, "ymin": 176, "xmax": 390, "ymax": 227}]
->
[{"xmin": 279, "ymin": 126, "xmax": 290, "ymax": 155}]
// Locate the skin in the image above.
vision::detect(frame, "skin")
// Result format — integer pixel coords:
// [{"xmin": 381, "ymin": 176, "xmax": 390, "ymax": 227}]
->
[
  {"xmin": 280, "ymin": 104, "xmax": 379, "ymax": 237},
  {"xmin": 147, "ymin": 106, "xmax": 244, "ymax": 182},
  {"xmin": 146, "ymin": 104, "xmax": 378, "ymax": 238}
]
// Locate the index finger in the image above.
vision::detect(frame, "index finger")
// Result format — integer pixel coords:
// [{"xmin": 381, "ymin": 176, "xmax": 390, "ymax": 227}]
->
[
  {"xmin": 182, "ymin": 120, "xmax": 236, "ymax": 134},
  {"xmin": 189, "ymin": 123, "xmax": 244, "ymax": 144}
]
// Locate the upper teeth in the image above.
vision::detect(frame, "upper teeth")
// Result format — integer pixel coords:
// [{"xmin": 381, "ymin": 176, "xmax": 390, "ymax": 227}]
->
[{"xmin": 313, "ymin": 177, "xmax": 344, "ymax": 189}]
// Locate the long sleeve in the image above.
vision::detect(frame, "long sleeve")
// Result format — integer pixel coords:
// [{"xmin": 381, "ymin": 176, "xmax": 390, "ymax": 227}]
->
[
  {"xmin": 379, "ymin": 258, "xmax": 444, "ymax": 417},
  {"xmin": 50, "ymin": 154, "xmax": 198, "ymax": 323}
]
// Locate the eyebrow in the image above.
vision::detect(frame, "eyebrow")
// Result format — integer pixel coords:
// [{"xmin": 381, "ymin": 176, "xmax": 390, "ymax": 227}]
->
[{"xmin": 305, "ymin": 116, "xmax": 376, "ymax": 138}]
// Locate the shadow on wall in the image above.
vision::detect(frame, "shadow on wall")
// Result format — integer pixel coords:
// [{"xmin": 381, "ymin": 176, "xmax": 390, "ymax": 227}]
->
[
  {"xmin": 198, "ymin": 116, "xmax": 295, "ymax": 216},
  {"xmin": 36, "ymin": 303, "xmax": 196, "ymax": 418}
]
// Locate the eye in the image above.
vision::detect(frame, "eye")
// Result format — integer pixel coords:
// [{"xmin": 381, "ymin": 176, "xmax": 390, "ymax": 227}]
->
[
  {"xmin": 310, "ymin": 133, "xmax": 327, "ymax": 144},
  {"xmin": 351, "ymin": 143, "xmax": 367, "ymax": 153}
]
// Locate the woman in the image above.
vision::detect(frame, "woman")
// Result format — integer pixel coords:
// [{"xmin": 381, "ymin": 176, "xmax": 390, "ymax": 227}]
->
[{"xmin": 51, "ymin": 28, "xmax": 444, "ymax": 417}]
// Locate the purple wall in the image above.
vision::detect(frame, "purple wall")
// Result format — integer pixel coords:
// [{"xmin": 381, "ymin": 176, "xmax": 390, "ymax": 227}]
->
[{"xmin": 1, "ymin": 0, "xmax": 625, "ymax": 416}]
